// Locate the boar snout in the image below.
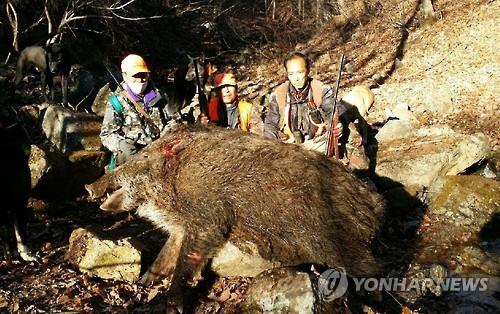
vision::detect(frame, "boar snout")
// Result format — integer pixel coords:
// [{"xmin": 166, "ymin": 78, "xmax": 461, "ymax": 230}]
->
[{"xmin": 100, "ymin": 187, "xmax": 127, "ymax": 213}]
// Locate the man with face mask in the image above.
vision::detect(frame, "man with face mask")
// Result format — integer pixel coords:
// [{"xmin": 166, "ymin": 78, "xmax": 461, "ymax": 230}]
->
[
  {"xmin": 100, "ymin": 54, "xmax": 171, "ymax": 165},
  {"xmin": 204, "ymin": 73, "xmax": 253, "ymax": 131},
  {"xmin": 264, "ymin": 52, "xmax": 345, "ymax": 153}
]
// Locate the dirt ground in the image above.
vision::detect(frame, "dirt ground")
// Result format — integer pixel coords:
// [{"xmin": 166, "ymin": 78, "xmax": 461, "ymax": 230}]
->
[{"xmin": 1, "ymin": 0, "xmax": 498, "ymax": 313}]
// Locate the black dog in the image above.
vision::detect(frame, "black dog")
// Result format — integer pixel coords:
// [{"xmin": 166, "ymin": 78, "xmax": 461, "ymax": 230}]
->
[
  {"xmin": 0, "ymin": 117, "xmax": 37, "ymax": 261},
  {"xmin": 13, "ymin": 43, "xmax": 71, "ymax": 106}
]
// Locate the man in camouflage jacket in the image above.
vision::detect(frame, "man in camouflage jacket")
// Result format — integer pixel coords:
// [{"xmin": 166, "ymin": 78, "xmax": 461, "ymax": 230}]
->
[{"xmin": 100, "ymin": 54, "xmax": 171, "ymax": 165}]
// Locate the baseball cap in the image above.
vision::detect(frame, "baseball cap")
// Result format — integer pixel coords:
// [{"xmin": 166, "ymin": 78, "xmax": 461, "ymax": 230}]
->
[{"xmin": 121, "ymin": 54, "xmax": 150, "ymax": 76}]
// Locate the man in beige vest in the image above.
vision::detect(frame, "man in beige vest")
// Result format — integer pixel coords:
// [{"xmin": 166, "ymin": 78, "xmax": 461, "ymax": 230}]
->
[{"xmin": 263, "ymin": 52, "xmax": 345, "ymax": 153}]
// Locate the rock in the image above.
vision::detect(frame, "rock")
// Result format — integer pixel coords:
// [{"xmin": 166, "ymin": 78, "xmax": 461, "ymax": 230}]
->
[
  {"xmin": 41, "ymin": 105, "xmax": 103, "ymax": 153},
  {"xmin": 429, "ymin": 264, "xmax": 448, "ymax": 283},
  {"xmin": 66, "ymin": 228, "xmax": 141, "ymax": 283},
  {"xmin": 375, "ymin": 126, "xmax": 490, "ymax": 191},
  {"xmin": 0, "ymin": 294, "xmax": 6, "ymax": 310},
  {"xmin": 481, "ymin": 163, "xmax": 497, "ymax": 179},
  {"xmin": 428, "ymin": 176, "xmax": 499, "ymax": 220},
  {"xmin": 211, "ymin": 241, "xmax": 278, "ymax": 277},
  {"xmin": 28, "ymin": 145, "xmax": 105, "ymax": 198},
  {"xmin": 68, "ymin": 150, "xmax": 107, "ymax": 185},
  {"xmin": 458, "ymin": 246, "xmax": 500, "ymax": 276},
  {"xmin": 483, "ymin": 150, "xmax": 500, "ymax": 179},
  {"xmin": 417, "ymin": 175, "xmax": 500, "ymax": 269},
  {"xmin": 241, "ymin": 268, "xmax": 316, "ymax": 314},
  {"xmin": 91, "ymin": 83, "xmax": 112, "ymax": 116},
  {"xmin": 28, "ymin": 144, "xmax": 75, "ymax": 198},
  {"xmin": 444, "ymin": 278, "xmax": 500, "ymax": 314},
  {"xmin": 391, "ymin": 102, "xmax": 417, "ymax": 122},
  {"xmin": 375, "ymin": 119, "xmax": 418, "ymax": 142},
  {"xmin": 28, "ymin": 145, "xmax": 51, "ymax": 189}
]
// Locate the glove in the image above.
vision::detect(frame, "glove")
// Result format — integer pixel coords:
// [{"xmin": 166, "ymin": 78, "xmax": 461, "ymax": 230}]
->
[
  {"xmin": 118, "ymin": 140, "xmax": 137, "ymax": 156},
  {"xmin": 332, "ymin": 122, "xmax": 343, "ymax": 139},
  {"xmin": 199, "ymin": 113, "xmax": 209, "ymax": 125}
]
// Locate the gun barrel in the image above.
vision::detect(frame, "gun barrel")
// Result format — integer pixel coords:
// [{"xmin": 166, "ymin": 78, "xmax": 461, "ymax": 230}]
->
[
  {"xmin": 325, "ymin": 53, "xmax": 345, "ymax": 158},
  {"xmin": 103, "ymin": 62, "xmax": 123, "ymax": 91}
]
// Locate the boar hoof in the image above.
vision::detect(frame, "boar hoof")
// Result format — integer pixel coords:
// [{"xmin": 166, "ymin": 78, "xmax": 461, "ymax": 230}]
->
[
  {"xmin": 138, "ymin": 271, "xmax": 156, "ymax": 286},
  {"xmin": 139, "ymin": 270, "xmax": 173, "ymax": 287}
]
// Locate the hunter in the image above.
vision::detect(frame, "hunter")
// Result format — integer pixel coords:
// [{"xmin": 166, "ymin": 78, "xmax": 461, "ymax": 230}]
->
[
  {"xmin": 263, "ymin": 52, "xmax": 345, "ymax": 152},
  {"xmin": 100, "ymin": 54, "xmax": 171, "ymax": 165},
  {"xmin": 204, "ymin": 73, "xmax": 253, "ymax": 132}
]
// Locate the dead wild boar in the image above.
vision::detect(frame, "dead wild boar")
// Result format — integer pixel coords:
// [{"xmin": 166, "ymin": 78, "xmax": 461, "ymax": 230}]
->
[{"xmin": 86, "ymin": 125, "xmax": 384, "ymax": 290}]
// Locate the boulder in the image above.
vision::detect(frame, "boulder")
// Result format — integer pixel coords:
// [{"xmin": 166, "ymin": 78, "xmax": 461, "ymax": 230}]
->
[
  {"xmin": 66, "ymin": 228, "xmax": 141, "ymax": 283},
  {"xmin": 241, "ymin": 268, "xmax": 316, "ymax": 314},
  {"xmin": 211, "ymin": 241, "xmax": 279, "ymax": 277},
  {"xmin": 416, "ymin": 175, "xmax": 500, "ymax": 274},
  {"xmin": 28, "ymin": 145, "xmax": 51, "ymax": 189},
  {"xmin": 375, "ymin": 119, "xmax": 419, "ymax": 142},
  {"xmin": 29, "ymin": 146, "xmax": 105, "ymax": 198},
  {"xmin": 42, "ymin": 105, "xmax": 102, "ymax": 153},
  {"xmin": 68, "ymin": 150, "xmax": 107, "ymax": 183},
  {"xmin": 375, "ymin": 126, "xmax": 489, "ymax": 192}
]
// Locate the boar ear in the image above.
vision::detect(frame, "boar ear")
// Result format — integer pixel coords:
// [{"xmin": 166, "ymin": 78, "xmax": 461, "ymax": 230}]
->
[{"xmin": 100, "ymin": 187, "xmax": 125, "ymax": 213}]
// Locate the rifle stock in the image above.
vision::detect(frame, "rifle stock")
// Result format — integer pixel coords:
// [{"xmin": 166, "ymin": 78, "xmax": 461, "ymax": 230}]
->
[{"xmin": 325, "ymin": 54, "xmax": 345, "ymax": 158}]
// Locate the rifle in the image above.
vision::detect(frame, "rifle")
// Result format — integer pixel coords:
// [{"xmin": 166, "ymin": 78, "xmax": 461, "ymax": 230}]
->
[
  {"xmin": 190, "ymin": 56, "xmax": 208, "ymax": 118},
  {"xmin": 324, "ymin": 53, "xmax": 345, "ymax": 158},
  {"xmin": 103, "ymin": 62, "xmax": 160, "ymax": 137}
]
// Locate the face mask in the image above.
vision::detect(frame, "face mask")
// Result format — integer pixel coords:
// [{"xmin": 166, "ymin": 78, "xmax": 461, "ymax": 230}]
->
[{"xmin": 126, "ymin": 81, "xmax": 148, "ymax": 95}]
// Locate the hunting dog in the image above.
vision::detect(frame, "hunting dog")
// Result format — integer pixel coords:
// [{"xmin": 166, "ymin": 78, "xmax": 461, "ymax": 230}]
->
[
  {"xmin": 166, "ymin": 55, "xmax": 217, "ymax": 122},
  {"xmin": 340, "ymin": 85, "xmax": 375, "ymax": 147},
  {"xmin": 0, "ymin": 117, "xmax": 37, "ymax": 261},
  {"xmin": 13, "ymin": 43, "xmax": 71, "ymax": 106}
]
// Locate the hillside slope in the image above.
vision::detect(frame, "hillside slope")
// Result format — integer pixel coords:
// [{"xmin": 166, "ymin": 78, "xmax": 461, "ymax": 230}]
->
[{"xmin": 245, "ymin": 0, "xmax": 498, "ymax": 149}]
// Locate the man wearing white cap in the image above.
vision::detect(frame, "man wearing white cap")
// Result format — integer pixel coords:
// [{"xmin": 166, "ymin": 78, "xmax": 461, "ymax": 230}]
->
[{"xmin": 100, "ymin": 54, "xmax": 171, "ymax": 166}]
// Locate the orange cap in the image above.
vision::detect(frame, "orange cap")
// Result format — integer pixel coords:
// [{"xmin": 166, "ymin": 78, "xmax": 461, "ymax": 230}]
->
[
  {"xmin": 214, "ymin": 73, "xmax": 237, "ymax": 89},
  {"xmin": 121, "ymin": 54, "xmax": 150, "ymax": 75}
]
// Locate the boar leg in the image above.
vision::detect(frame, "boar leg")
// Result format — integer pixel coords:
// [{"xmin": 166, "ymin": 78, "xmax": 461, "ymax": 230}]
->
[
  {"xmin": 140, "ymin": 223, "xmax": 227, "ymax": 288},
  {"xmin": 139, "ymin": 225, "xmax": 185, "ymax": 286}
]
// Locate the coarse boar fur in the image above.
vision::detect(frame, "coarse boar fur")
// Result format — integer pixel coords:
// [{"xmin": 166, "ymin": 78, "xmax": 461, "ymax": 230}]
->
[{"xmin": 86, "ymin": 125, "xmax": 384, "ymax": 299}]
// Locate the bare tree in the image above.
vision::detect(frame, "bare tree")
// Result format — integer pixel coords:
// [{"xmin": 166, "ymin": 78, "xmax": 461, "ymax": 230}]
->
[{"xmin": 4, "ymin": 0, "xmax": 18, "ymax": 63}]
